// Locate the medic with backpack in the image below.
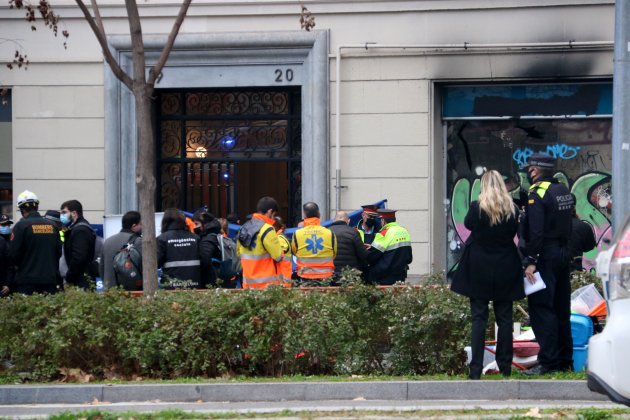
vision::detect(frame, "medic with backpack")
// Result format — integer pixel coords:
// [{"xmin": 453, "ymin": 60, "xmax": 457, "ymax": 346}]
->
[
  {"xmin": 192, "ymin": 210, "xmax": 241, "ymax": 288},
  {"xmin": 100, "ymin": 211, "xmax": 143, "ymax": 291},
  {"xmin": 237, "ymin": 197, "xmax": 284, "ymax": 289}
]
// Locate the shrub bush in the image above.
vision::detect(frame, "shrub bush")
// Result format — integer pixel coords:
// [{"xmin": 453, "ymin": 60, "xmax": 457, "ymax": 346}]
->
[{"xmin": 0, "ymin": 275, "xmax": 473, "ymax": 381}]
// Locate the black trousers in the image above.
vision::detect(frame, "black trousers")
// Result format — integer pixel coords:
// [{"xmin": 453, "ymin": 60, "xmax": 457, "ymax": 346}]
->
[
  {"xmin": 527, "ymin": 248, "xmax": 573, "ymax": 370},
  {"xmin": 470, "ymin": 298, "xmax": 513, "ymax": 377}
]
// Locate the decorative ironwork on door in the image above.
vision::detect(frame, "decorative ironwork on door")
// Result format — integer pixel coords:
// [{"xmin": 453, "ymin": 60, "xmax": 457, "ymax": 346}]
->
[{"xmin": 156, "ymin": 88, "xmax": 302, "ymax": 223}]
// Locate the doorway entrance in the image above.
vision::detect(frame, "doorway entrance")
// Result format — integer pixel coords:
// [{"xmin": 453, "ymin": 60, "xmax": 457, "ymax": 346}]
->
[{"xmin": 156, "ymin": 87, "xmax": 302, "ymax": 225}]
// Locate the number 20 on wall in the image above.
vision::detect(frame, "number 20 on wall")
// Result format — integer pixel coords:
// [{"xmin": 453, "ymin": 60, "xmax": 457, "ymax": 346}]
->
[{"xmin": 275, "ymin": 68, "xmax": 294, "ymax": 83}]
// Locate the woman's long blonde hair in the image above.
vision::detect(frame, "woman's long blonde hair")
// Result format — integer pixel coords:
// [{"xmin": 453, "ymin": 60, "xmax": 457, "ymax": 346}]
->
[{"xmin": 478, "ymin": 170, "xmax": 516, "ymax": 226}]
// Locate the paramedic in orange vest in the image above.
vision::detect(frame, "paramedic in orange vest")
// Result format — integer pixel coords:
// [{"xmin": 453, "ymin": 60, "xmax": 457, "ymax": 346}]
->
[
  {"xmin": 236, "ymin": 196, "xmax": 283, "ymax": 289},
  {"xmin": 291, "ymin": 202, "xmax": 337, "ymax": 285},
  {"xmin": 273, "ymin": 216, "xmax": 293, "ymax": 287}
]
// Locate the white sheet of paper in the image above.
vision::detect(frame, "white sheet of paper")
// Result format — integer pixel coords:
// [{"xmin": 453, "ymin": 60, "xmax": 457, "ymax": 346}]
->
[{"xmin": 524, "ymin": 272, "xmax": 546, "ymax": 296}]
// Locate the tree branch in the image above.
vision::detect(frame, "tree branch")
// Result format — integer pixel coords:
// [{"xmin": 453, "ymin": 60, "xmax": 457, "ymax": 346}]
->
[
  {"xmin": 147, "ymin": 0, "xmax": 192, "ymax": 87},
  {"xmin": 90, "ymin": 0, "xmax": 106, "ymax": 37},
  {"xmin": 75, "ymin": 0, "xmax": 133, "ymax": 90}
]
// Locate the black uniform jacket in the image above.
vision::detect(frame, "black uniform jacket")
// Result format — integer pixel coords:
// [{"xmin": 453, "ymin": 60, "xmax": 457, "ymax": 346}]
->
[
  {"xmin": 522, "ymin": 178, "xmax": 573, "ymax": 262},
  {"xmin": 366, "ymin": 223, "xmax": 413, "ymax": 285},
  {"xmin": 570, "ymin": 218, "xmax": 597, "ymax": 271},
  {"xmin": 198, "ymin": 219, "xmax": 222, "ymax": 286},
  {"xmin": 0, "ymin": 234, "xmax": 12, "ymax": 289},
  {"xmin": 157, "ymin": 225, "xmax": 202, "ymax": 288},
  {"xmin": 451, "ymin": 201, "xmax": 525, "ymax": 301},
  {"xmin": 64, "ymin": 217, "xmax": 96, "ymax": 285},
  {"xmin": 9, "ymin": 212, "xmax": 62, "ymax": 286}
]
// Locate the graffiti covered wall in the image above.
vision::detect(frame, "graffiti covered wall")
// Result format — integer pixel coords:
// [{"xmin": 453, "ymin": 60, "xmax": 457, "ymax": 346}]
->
[{"xmin": 446, "ymin": 119, "xmax": 612, "ymax": 273}]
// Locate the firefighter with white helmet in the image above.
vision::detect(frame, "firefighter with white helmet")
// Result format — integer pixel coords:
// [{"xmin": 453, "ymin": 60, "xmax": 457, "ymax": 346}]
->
[{"xmin": 8, "ymin": 190, "xmax": 62, "ymax": 295}]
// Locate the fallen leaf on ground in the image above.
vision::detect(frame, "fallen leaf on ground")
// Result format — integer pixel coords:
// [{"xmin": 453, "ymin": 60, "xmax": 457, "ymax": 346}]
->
[{"xmin": 525, "ymin": 407, "xmax": 542, "ymax": 418}]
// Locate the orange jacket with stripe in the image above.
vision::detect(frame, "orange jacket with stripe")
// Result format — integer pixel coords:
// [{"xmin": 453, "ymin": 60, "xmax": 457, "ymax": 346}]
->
[
  {"xmin": 237, "ymin": 214, "xmax": 283, "ymax": 289},
  {"xmin": 276, "ymin": 233, "xmax": 293, "ymax": 287},
  {"xmin": 291, "ymin": 217, "xmax": 337, "ymax": 279}
]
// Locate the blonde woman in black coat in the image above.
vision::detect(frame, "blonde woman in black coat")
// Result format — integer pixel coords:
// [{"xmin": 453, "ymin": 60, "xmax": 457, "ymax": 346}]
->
[{"xmin": 451, "ymin": 170, "xmax": 525, "ymax": 379}]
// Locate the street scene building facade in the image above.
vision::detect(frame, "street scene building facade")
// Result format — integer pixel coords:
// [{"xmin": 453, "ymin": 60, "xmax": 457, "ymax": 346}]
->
[{"xmin": 0, "ymin": 0, "xmax": 614, "ymax": 278}]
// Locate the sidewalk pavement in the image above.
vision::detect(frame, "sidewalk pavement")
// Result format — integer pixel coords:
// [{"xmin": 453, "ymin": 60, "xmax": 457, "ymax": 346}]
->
[{"xmin": 0, "ymin": 380, "xmax": 608, "ymax": 405}]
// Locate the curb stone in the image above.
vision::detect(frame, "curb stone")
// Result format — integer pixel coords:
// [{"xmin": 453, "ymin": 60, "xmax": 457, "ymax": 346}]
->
[{"xmin": 0, "ymin": 380, "xmax": 607, "ymax": 405}]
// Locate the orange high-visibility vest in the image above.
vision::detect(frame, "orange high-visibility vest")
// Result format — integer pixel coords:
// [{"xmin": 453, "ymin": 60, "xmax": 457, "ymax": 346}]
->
[
  {"xmin": 277, "ymin": 233, "xmax": 293, "ymax": 287},
  {"xmin": 291, "ymin": 217, "xmax": 337, "ymax": 280},
  {"xmin": 237, "ymin": 214, "xmax": 283, "ymax": 289}
]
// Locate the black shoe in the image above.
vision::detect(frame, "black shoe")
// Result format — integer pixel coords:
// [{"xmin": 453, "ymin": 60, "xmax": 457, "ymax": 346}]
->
[
  {"xmin": 522, "ymin": 364, "xmax": 557, "ymax": 376},
  {"xmin": 500, "ymin": 369, "xmax": 511, "ymax": 378},
  {"xmin": 557, "ymin": 363, "xmax": 574, "ymax": 372},
  {"xmin": 468, "ymin": 367, "xmax": 482, "ymax": 380}
]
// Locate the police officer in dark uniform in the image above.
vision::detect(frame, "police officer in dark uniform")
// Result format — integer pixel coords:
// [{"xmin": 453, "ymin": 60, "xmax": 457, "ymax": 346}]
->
[
  {"xmin": 366, "ymin": 209, "xmax": 413, "ymax": 285},
  {"xmin": 9, "ymin": 190, "xmax": 63, "ymax": 295},
  {"xmin": 356, "ymin": 204, "xmax": 380, "ymax": 244},
  {"xmin": 520, "ymin": 154, "xmax": 574, "ymax": 374}
]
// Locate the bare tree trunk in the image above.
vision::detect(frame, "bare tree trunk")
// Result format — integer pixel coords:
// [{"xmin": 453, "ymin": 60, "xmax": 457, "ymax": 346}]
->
[
  {"xmin": 135, "ymin": 85, "xmax": 158, "ymax": 296},
  {"xmin": 126, "ymin": 0, "xmax": 158, "ymax": 295}
]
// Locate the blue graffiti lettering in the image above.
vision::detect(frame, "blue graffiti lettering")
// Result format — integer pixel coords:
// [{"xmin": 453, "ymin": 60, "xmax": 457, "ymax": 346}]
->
[{"xmin": 512, "ymin": 144, "xmax": 581, "ymax": 166}]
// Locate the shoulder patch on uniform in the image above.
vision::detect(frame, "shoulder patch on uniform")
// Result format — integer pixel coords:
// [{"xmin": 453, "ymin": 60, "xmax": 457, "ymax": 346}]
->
[{"xmin": 379, "ymin": 229, "xmax": 389, "ymax": 236}]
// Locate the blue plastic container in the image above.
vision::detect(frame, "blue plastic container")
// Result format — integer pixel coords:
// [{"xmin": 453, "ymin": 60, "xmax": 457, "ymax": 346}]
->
[
  {"xmin": 571, "ymin": 313, "xmax": 594, "ymax": 347},
  {"xmin": 573, "ymin": 345, "xmax": 588, "ymax": 371}
]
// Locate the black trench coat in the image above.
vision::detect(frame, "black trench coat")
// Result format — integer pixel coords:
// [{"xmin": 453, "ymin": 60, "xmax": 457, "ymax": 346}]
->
[{"xmin": 451, "ymin": 201, "xmax": 525, "ymax": 301}]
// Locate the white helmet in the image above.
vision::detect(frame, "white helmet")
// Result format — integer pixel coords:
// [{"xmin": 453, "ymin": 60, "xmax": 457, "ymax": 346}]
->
[{"xmin": 17, "ymin": 190, "xmax": 39, "ymax": 208}]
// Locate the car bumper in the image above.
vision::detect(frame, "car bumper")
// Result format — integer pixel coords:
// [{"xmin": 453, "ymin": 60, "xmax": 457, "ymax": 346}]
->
[{"xmin": 587, "ymin": 298, "xmax": 630, "ymax": 406}]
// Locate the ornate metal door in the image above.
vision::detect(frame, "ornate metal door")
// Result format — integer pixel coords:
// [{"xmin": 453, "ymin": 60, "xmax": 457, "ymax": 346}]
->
[{"xmin": 157, "ymin": 88, "xmax": 302, "ymax": 224}]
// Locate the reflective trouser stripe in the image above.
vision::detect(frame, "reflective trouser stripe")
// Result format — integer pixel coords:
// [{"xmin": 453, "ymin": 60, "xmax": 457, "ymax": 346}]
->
[
  {"xmin": 163, "ymin": 260, "xmax": 201, "ymax": 268},
  {"xmin": 240, "ymin": 253, "xmax": 272, "ymax": 260},
  {"xmin": 277, "ymin": 260, "xmax": 293, "ymax": 287},
  {"xmin": 296, "ymin": 264, "xmax": 334, "ymax": 279},
  {"xmin": 242, "ymin": 275, "xmax": 280, "ymax": 289}
]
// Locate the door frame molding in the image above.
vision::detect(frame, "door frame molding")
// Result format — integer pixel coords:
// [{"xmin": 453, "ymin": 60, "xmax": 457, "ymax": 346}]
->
[{"xmin": 104, "ymin": 30, "xmax": 329, "ymax": 216}]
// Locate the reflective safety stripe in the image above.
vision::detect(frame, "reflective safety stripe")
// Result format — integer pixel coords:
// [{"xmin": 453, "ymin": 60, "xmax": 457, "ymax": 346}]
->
[
  {"xmin": 386, "ymin": 240, "xmax": 412, "ymax": 251},
  {"xmin": 163, "ymin": 260, "xmax": 201, "ymax": 268},
  {"xmin": 295, "ymin": 256, "xmax": 334, "ymax": 264},
  {"xmin": 299, "ymin": 266, "xmax": 333, "ymax": 274},
  {"xmin": 244, "ymin": 275, "xmax": 279, "ymax": 285},
  {"xmin": 371, "ymin": 241, "xmax": 386, "ymax": 252},
  {"xmin": 240, "ymin": 253, "xmax": 271, "ymax": 261}
]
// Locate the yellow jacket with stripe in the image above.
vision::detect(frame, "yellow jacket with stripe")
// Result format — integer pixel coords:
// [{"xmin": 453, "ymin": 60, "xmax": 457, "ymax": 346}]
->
[
  {"xmin": 291, "ymin": 217, "xmax": 337, "ymax": 279},
  {"xmin": 237, "ymin": 214, "xmax": 283, "ymax": 289}
]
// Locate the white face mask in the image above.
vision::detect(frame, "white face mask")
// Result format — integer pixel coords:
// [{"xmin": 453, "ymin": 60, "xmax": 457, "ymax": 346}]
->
[{"xmin": 0, "ymin": 226, "xmax": 11, "ymax": 235}]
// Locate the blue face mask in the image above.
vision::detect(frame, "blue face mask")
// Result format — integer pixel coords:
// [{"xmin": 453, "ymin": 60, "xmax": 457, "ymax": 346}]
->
[
  {"xmin": 0, "ymin": 226, "xmax": 10, "ymax": 235},
  {"xmin": 60, "ymin": 213, "xmax": 72, "ymax": 226}
]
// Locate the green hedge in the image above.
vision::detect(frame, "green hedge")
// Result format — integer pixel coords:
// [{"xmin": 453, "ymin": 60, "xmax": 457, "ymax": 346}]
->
[{"xmin": 0, "ymin": 275, "xmax": 473, "ymax": 381}]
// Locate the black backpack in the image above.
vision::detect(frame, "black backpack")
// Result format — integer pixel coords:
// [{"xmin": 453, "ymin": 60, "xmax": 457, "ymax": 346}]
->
[
  {"xmin": 211, "ymin": 234, "xmax": 241, "ymax": 280},
  {"xmin": 112, "ymin": 235, "xmax": 143, "ymax": 290}
]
